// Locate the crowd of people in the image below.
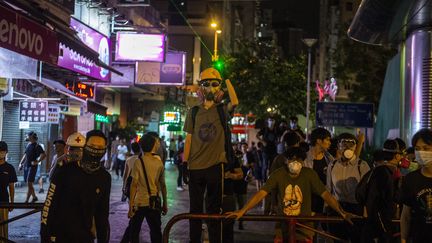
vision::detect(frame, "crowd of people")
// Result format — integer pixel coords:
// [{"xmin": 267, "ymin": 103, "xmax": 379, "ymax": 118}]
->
[{"xmin": 0, "ymin": 66, "xmax": 432, "ymax": 243}]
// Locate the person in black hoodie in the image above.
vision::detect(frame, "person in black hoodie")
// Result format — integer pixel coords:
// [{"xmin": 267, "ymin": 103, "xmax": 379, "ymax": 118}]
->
[{"xmin": 361, "ymin": 139, "xmax": 402, "ymax": 243}]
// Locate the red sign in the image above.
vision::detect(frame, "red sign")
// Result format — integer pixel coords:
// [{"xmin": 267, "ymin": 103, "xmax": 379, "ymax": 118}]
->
[
  {"xmin": 0, "ymin": 5, "xmax": 58, "ymax": 65},
  {"xmin": 65, "ymin": 81, "xmax": 94, "ymax": 99}
]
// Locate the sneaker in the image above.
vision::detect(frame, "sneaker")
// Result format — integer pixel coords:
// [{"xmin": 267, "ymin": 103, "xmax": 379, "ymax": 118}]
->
[
  {"xmin": 31, "ymin": 196, "xmax": 38, "ymax": 203},
  {"xmin": 39, "ymin": 189, "xmax": 44, "ymax": 193},
  {"xmin": 176, "ymin": 186, "xmax": 184, "ymax": 191}
]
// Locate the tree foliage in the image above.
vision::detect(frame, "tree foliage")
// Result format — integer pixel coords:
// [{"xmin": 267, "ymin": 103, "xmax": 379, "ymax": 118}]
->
[
  {"xmin": 332, "ymin": 30, "xmax": 397, "ymax": 110},
  {"xmin": 223, "ymin": 40, "xmax": 308, "ymax": 119}
]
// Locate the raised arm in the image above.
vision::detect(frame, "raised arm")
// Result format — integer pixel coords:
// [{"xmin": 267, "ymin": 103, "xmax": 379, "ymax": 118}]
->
[{"xmin": 225, "ymin": 79, "xmax": 238, "ymax": 111}]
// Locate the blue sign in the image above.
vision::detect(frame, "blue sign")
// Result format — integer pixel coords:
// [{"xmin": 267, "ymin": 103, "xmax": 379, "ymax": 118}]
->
[{"xmin": 315, "ymin": 102, "xmax": 374, "ymax": 128}]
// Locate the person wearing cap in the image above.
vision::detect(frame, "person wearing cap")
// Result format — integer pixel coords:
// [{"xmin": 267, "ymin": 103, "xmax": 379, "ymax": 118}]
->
[
  {"xmin": 0, "ymin": 141, "xmax": 17, "ymax": 240},
  {"xmin": 48, "ymin": 140, "xmax": 66, "ymax": 181},
  {"xmin": 41, "ymin": 130, "xmax": 111, "ymax": 243},
  {"xmin": 361, "ymin": 139, "xmax": 403, "ymax": 243},
  {"xmin": 183, "ymin": 67, "xmax": 238, "ymax": 243},
  {"xmin": 18, "ymin": 131, "xmax": 46, "ymax": 203},
  {"xmin": 326, "ymin": 133, "xmax": 370, "ymax": 243}
]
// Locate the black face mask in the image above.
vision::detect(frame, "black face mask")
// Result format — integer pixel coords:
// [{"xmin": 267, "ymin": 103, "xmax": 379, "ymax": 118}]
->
[{"xmin": 81, "ymin": 145, "xmax": 106, "ymax": 174}]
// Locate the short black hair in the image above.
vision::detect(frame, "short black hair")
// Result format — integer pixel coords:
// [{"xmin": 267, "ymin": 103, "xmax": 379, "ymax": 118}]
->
[
  {"xmin": 283, "ymin": 132, "xmax": 300, "ymax": 148},
  {"xmin": 0, "ymin": 141, "xmax": 8, "ymax": 152},
  {"xmin": 285, "ymin": 147, "xmax": 307, "ymax": 161},
  {"xmin": 27, "ymin": 131, "xmax": 38, "ymax": 140},
  {"xmin": 406, "ymin": 146, "xmax": 415, "ymax": 154},
  {"xmin": 310, "ymin": 128, "xmax": 331, "ymax": 146},
  {"xmin": 139, "ymin": 133, "xmax": 156, "ymax": 152},
  {"xmin": 131, "ymin": 142, "xmax": 141, "ymax": 154},
  {"xmin": 412, "ymin": 128, "xmax": 432, "ymax": 147},
  {"xmin": 372, "ymin": 149, "xmax": 385, "ymax": 162},
  {"xmin": 382, "ymin": 139, "xmax": 401, "ymax": 161},
  {"xmin": 86, "ymin": 130, "xmax": 107, "ymax": 145},
  {"xmin": 337, "ymin": 133, "xmax": 357, "ymax": 143},
  {"xmin": 257, "ymin": 142, "xmax": 264, "ymax": 148},
  {"xmin": 289, "ymin": 116, "xmax": 298, "ymax": 122},
  {"xmin": 53, "ymin": 139, "xmax": 66, "ymax": 146},
  {"xmin": 395, "ymin": 138, "xmax": 407, "ymax": 151}
]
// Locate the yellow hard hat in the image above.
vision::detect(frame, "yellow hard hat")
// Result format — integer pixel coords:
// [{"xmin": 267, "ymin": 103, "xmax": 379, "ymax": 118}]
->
[
  {"xmin": 66, "ymin": 132, "xmax": 86, "ymax": 148},
  {"xmin": 199, "ymin": 68, "xmax": 222, "ymax": 82}
]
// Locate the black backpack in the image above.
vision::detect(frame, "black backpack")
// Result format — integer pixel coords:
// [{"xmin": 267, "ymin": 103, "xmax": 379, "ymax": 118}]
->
[
  {"xmin": 355, "ymin": 169, "xmax": 374, "ymax": 206},
  {"xmin": 191, "ymin": 103, "xmax": 235, "ymax": 165}
]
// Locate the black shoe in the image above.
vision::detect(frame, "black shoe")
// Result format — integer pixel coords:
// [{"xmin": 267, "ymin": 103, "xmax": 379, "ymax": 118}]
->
[{"xmin": 31, "ymin": 196, "xmax": 38, "ymax": 203}]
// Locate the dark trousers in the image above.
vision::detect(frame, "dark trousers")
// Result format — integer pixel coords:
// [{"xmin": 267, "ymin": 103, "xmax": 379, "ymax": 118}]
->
[
  {"xmin": 121, "ymin": 207, "xmax": 162, "ymax": 243},
  {"xmin": 361, "ymin": 218, "xmax": 395, "ymax": 243},
  {"xmin": 222, "ymin": 195, "xmax": 236, "ymax": 243},
  {"xmin": 116, "ymin": 159, "xmax": 126, "ymax": 177},
  {"xmin": 177, "ymin": 163, "xmax": 183, "ymax": 187},
  {"xmin": 189, "ymin": 164, "xmax": 223, "ymax": 243},
  {"xmin": 327, "ymin": 202, "xmax": 363, "ymax": 243}
]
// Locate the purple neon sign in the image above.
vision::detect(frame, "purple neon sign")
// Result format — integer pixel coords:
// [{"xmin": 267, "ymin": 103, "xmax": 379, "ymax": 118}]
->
[
  {"xmin": 57, "ymin": 18, "xmax": 111, "ymax": 81},
  {"xmin": 115, "ymin": 32, "xmax": 166, "ymax": 62}
]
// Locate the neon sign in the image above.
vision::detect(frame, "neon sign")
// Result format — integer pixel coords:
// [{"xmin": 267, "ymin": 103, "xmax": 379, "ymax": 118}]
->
[
  {"xmin": 95, "ymin": 114, "xmax": 109, "ymax": 123},
  {"xmin": 162, "ymin": 111, "xmax": 180, "ymax": 124},
  {"xmin": 65, "ymin": 81, "xmax": 94, "ymax": 99}
]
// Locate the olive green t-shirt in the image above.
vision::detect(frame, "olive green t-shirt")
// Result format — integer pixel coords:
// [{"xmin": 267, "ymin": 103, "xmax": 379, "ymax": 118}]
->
[
  {"xmin": 183, "ymin": 104, "xmax": 228, "ymax": 170},
  {"xmin": 262, "ymin": 166, "xmax": 327, "ymax": 239}
]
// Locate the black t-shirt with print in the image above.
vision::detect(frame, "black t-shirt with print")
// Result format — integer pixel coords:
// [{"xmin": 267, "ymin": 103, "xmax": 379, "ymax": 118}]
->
[
  {"xmin": 25, "ymin": 142, "xmax": 44, "ymax": 167},
  {"xmin": 312, "ymin": 158, "xmax": 327, "ymax": 213},
  {"xmin": 0, "ymin": 162, "xmax": 17, "ymax": 202},
  {"xmin": 401, "ymin": 169, "xmax": 432, "ymax": 241}
]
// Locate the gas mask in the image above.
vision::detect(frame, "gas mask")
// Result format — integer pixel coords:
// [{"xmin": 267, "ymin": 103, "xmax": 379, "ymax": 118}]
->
[
  {"xmin": 415, "ymin": 150, "xmax": 432, "ymax": 167},
  {"xmin": 81, "ymin": 145, "xmax": 106, "ymax": 174},
  {"xmin": 399, "ymin": 157, "xmax": 411, "ymax": 169},
  {"xmin": 288, "ymin": 160, "xmax": 302, "ymax": 175},
  {"xmin": 339, "ymin": 139, "xmax": 357, "ymax": 160},
  {"xmin": 197, "ymin": 79, "xmax": 224, "ymax": 103}
]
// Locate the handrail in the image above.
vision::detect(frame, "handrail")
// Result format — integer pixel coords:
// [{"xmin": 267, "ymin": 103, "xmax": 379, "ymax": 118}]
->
[{"xmin": 162, "ymin": 213, "xmax": 401, "ymax": 243}]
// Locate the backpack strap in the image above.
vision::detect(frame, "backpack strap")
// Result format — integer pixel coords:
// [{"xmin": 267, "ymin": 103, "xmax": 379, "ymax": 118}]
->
[{"xmin": 191, "ymin": 106, "xmax": 200, "ymax": 130}]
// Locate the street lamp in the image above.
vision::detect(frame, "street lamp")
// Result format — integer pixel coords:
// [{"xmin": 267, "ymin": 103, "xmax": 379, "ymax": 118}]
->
[
  {"xmin": 210, "ymin": 22, "xmax": 222, "ymax": 61},
  {"xmin": 302, "ymin": 38, "xmax": 317, "ymax": 138}
]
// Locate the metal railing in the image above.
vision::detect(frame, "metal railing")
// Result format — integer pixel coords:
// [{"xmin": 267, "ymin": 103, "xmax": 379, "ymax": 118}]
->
[
  {"xmin": 0, "ymin": 203, "xmax": 43, "ymax": 243},
  {"xmin": 162, "ymin": 213, "xmax": 401, "ymax": 243}
]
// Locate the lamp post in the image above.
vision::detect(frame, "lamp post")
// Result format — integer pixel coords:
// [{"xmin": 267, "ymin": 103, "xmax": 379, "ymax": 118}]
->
[
  {"xmin": 302, "ymin": 38, "xmax": 317, "ymax": 137},
  {"xmin": 210, "ymin": 22, "xmax": 222, "ymax": 61}
]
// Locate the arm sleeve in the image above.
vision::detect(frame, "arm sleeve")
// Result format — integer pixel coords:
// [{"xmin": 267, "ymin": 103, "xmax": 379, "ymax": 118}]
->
[
  {"xmin": 360, "ymin": 161, "xmax": 371, "ymax": 177},
  {"xmin": 261, "ymin": 170, "xmax": 279, "ymax": 193},
  {"xmin": 95, "ymin": 174, "xmax": 112, "ymax": 243},
  {"xmin": 309, "ymin": 169, "xmax": 327, "ymax": 196},
  {"xmin": 40, "ymin": 171, "xmax": 64, "ymax": 243},
  {"xmin": 183, "ymin": 109, "xmax": 193, "ymax": 134},
  {"xmin": 9, "ymin": 165, "xmax": 17, "ymax": 183}
]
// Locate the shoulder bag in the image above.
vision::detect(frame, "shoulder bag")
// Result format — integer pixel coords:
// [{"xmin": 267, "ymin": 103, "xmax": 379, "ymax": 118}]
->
[{"xmin": 138, "ymin": 155, "xmax": 162, "ymax": 212}]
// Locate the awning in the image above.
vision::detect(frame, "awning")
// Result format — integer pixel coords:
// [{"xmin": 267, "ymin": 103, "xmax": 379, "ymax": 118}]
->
[
  {"xmin": 1, "ymin": 0, "xmax": 123, "ymax": 77},
  {"xmin": 39, "ymin": 78, "xmax": 86, "ymax": 103},
  {"xmin": 87, "ymin": 100, "xmax": 108, "ymax": 116}
]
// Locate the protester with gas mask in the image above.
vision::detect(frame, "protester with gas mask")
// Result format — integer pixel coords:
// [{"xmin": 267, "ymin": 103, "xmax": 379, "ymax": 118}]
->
[
  {"xmin": 18, "ymin": 131, "xmax": 46, "ymax": 203},
  {"xmin": 401, "ymin": 129, "xmax": 432, "ymax": 243},
  {"xmin": 49, "ymin": 133, "xmax": 86, "ymax": 180},
  {"xmin": 0, "ymin": 141, "xmax": 17, "ymax": 240},
  {"xmin": 326, "ymin": 133, "xmax": 370, "ymax": 243},
  {"xmin": 361, "ymin": 139, "xmax": 403, "ymax": 243},
  {"xmin": 41, "ymin": 130, "xmax": 111, "ymax": 243},
  {"xmin": 183, "ymin": 67, "xmax": 238, "ymax": 243},
  {"xmin": 226, "ymin": 147, "xmax": 354, "ymax": 242}
]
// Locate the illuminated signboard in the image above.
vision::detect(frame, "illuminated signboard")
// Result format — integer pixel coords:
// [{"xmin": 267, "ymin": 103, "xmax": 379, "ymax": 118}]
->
[
  {"xmin": 115, "ymin": 33, "xmax": 166, "ymax": 62},
  {"xmin": 163, "ymin": 111, "xmax": 180, "ymax": 124},
  {"xmin": 65, "ymin": 81, "xmax": 94, "ymax": 99},
  {"xmin": 95, "ymin": 114, "xmax": 109, "ymax": 123}
]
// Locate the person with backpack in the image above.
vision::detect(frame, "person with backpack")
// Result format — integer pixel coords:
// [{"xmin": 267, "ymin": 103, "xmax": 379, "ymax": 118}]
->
[
  {"xmin": 183, "ymin": 67, "xmax": 238, "ymax": 243},
  {"xmin": 360, "ymin": 139, "xmax": 403, "ymax": 243},
  {"xmin": 326, "ymin": 133, "xmax": 370, "ymax": 242}
]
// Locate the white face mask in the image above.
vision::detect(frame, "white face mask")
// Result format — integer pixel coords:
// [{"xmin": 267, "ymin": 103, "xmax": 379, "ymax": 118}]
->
[
  {"xmin": 343, "ymin": 149, "xmax": 355, "ymax": 160},
  {"xmin": 415, "ymin": 150, "xmax": 432, "ymax": 166},
  {"xmin": 288, "ymin": 161, "xmax": 302, "ymax": 174}
]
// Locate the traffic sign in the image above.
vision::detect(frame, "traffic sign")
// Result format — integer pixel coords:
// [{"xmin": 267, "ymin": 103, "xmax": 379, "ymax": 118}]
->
[{"xmin": 315, "ymin": 102, "xmax": 374, "ymax": 128}]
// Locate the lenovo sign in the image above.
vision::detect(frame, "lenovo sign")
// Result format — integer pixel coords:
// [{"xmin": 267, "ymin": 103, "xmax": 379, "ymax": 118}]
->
[{"xmin": 0, "ymin": 5, "xmax": 58, "ymax": 65}]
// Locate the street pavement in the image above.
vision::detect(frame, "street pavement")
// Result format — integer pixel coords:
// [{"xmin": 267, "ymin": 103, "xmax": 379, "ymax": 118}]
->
[{"xmin": 7, "ymin": 162, "xmax": 274, "ymax": 243}]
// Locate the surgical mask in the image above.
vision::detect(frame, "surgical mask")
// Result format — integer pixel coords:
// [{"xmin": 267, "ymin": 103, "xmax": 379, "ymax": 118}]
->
[
  {"xmin": 343, "ymin": 149, "xmax": 355, "ymax": 160},
  {"xmin": 81, "ymin": 145, "xmax": 106, "ymax": 174},
  {"xmin": 268, "ymin": 120, "xmax": 275, "ymax": 128},
  {"xmin": 288, "ymin": 161, "xmax": 302, "ymax": 174},
  {"xmin": 415, "ymin": 150, "xmax": 432, "ymax": 166}
]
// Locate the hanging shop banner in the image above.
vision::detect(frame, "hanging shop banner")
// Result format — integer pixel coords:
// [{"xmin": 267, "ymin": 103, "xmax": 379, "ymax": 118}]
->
[
  {"xmin": 135, "ymin": 52, "xmax": 186, "ymax": 85},
  {"xmin": 58, "ymin": 18, "xmax": 111, "ymax": 81},
  {"xmin": 162, "ymin": 111, "xmax": 180, "ymax": 124},
  {"xmin": 0, "ymin": 5, "xmax": 58, "ymax": 65},
  {"xmin": 19, "ymin": 100, "xmax": 48, "ymax": 123},
  {"xmin": 110, "ymin": 65, "xmax": 135, "ymax": 86},
  {"xmin": 115, "ymin": 33, "xmax": 166, "ymax": 62},
  {"xmin": 47, "ymin": 105, "xmax": 60, "ymax": 124},
  {"xmin": 0, "ymin": 47, "xmax": 38, "ymax": 79}
]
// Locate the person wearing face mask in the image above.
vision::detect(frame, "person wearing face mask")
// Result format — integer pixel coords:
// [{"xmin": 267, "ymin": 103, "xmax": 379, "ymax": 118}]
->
[
  {"xmin": 257, "ymin": 117, "xmax": 278, "ymax": 182},
  {"xmin": 400, "ymin": 129, "xmax": 432, "ymax": 243},
  {"xmin": 0, "ymin": 141, "xmax": 17, "ymax": 241},
  {"xmin": 41, "ymin": 130, "xmax": 111, "ymax": 243},
  {"xmin": 326, "ymin": 133, "xmax": 370, "ymax": 243},
  {"xmin": 227, "ymin": 147, "xmax": 354, "ymax": 242},
  {"xmin": 183, "ymin": 67, "xmax": 238, "ymax": 243},
  {"xmin": 360, "ymin": 139, "xmax": 403, "ymax": 243}
]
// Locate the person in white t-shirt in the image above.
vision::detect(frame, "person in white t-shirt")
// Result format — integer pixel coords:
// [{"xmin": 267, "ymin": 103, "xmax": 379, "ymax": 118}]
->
[
  {"xmin": 122, "ymin": 142, "xmax": 141, "ymax": 201},
  {"xmin": 116, "ymin": 139, "xmax": 129, "ymax": 179}
]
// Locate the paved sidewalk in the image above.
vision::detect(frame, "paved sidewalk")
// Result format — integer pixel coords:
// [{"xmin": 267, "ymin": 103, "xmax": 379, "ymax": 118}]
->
[{"xmin": 7, "ymin": 163, "xmax": 274, "ymax": 242}]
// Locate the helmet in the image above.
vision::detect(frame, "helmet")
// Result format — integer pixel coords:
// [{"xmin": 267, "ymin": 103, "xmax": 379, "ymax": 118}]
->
[
  {"xmin": 66, "ymin": 132, "xmax": 86, "ymax": 148},
  {"xmin": 0, "ymin": 141, "xmax": 8, "ymax": 152},
  {"xmin": 199, "ymin": 68, "xmax": 222, "ymax": 82}
]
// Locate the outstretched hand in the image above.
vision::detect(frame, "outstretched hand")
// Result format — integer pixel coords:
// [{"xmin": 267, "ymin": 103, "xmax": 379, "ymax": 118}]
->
[
  {"xmin": 341, "ymin": 211, "xmax": 359, "ymax": 225},
  {"xmin": 224, "ymin": 210, "xmax": 245, "ymax": 220}
]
